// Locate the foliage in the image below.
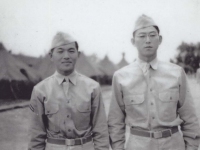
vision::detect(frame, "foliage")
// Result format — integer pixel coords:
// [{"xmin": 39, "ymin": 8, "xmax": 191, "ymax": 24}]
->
[{"xmin": 173, "ymin": 42, "xmax": 200, "ymax": 74}]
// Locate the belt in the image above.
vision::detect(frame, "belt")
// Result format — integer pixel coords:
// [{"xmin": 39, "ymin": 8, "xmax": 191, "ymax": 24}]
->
[
  {"xmin": 47, "ymin": 135, "xmax": 93, "ymax": 146},
  {"xmin": 130, "ymin": 126, "xmax": 178, "ymax": 139}
]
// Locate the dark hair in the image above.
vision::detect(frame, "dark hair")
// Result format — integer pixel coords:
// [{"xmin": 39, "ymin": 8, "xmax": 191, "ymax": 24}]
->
[
  {"xmin": 133, "ymin": 26, "xmax": 160, "ymax": 37},
  {"xmin": 50, "ymin": 41, "xmax": 79, "ymax": 54}
]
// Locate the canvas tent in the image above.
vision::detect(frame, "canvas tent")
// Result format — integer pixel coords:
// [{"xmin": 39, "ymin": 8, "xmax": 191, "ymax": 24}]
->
[
  {"xmin": 98, "ymin": 55, "xmax": 117, "ymax": 76},
  {"xmin": 0, "ymin": 43, "xmax": 40, "ymax": 99},
  {"xmin": 98, "ymin": 55, "xmax": 117, "ymax": 84},
  {"xmin": 37, "ymin": 54, "xmax": 56, "ymax": 79},
  {"xmin": 76, "ymin": 52, "xmax": 103, "ymax": 77},
  {"xmin": 117, "ymin": 53, "xmax": 129, "ymax": 69}
]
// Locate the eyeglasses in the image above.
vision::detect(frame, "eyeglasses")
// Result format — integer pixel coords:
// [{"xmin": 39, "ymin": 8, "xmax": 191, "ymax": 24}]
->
[{"xmin": 136, "ymin": 33, "xmax": 159, "ymax": 40}]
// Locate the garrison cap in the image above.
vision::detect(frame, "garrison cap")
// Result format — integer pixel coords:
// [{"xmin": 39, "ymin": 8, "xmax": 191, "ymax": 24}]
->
[
  {"xmin": 50, "ymin": 32, "xmax": 78, "ymax": 51},
  {"xmin": 133, "ymin": 14, "xmax": 159, "ymax": 34}
]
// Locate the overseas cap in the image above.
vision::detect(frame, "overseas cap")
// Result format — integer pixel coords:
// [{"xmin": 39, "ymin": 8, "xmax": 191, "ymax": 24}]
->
[
  {"xmin": 133, "ymin": 14, "xmax": 158, "ymax": 34},
  {"xmin": 50, "ymin": 32, "xmax": 77, "ymax": 51}
]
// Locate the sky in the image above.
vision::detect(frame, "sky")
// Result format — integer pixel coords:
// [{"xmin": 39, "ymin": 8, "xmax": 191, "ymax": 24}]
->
[{"xmin": 0, "ymin": 0, "xmax": 200, "ymax": 64}]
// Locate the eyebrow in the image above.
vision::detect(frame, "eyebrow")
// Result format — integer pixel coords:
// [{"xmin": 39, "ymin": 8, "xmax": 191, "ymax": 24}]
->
[{"xmin": 137, "ymin": 31, "xmax": 157, "ymax": 35}]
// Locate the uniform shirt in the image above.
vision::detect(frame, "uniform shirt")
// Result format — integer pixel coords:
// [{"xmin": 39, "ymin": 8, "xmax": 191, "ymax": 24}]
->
[
  {"xmin": 108, "ymin": 58, "xmax": 200, "ymax": 150},
  {"xmin": 28, "ymin": 71, "xmax": 109, "ymax": 150}
]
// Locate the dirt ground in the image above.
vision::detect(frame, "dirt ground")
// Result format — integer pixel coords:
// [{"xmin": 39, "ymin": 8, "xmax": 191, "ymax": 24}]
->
[{"xmin": 0, "ymin": 79, "xmax": 200, "ymax": 150}]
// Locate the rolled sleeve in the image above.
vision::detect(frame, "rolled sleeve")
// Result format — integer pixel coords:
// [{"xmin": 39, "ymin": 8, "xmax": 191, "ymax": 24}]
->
[
  {"xmin": 178, "ymin": 69, "xmax": 200, "ymax": 149},
  {"xmin": 28, "ymin": 87, "xmax": 47, "ymax": 150},
  {"xmin": 108, "ymin": 73, "xmax": 126, "ymax": 150},
  {"xmin": 91, "ymin": 84, "xmax": 109, "ymax": 150}
]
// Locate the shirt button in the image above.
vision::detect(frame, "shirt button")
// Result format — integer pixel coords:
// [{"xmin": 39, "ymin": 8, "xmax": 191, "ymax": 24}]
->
[
  {"xmin": 68, "ymin": 129, "xmax": 71, "ymax": 132},
  {"xmin": 67, "ymin": 115, "xmax": 70, "ymax": 118}
]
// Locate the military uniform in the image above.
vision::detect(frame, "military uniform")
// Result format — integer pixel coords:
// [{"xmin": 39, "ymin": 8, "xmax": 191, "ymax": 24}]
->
[
  {"xmin": 28, "ymin": 32, "xmax": 109, "ymax": 150},
  {"xmin": 108, "ymin": 15, "xmax": 200, "ymax": 150}
]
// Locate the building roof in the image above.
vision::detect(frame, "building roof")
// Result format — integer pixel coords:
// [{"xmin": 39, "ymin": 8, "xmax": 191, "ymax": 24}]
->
[{"xmin": 0, "ymin": 43, "xmax": 40, "ymax": 82}]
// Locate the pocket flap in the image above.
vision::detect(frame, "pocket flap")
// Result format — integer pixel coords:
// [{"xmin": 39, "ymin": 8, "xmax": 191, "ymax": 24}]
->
[
  {"xmin": 77, "ymin": 102, "xmax": 91, "ymax": 112},
  {"xmin": 124, "ymin": 94, "xmax": 145, "ymax": 105},
  {"xmin": 159, "ymin": 90, "xmax": 179, "ymax": 102},
  {"xmin": 45, "ymin": 103, "xmax": 59, "ymax": 114}
]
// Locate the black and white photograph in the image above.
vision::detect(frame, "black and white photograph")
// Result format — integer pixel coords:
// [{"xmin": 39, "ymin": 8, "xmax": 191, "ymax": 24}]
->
[{"xmin": 0, "ymin": 0, "xmax": 200, "ymax": 150}]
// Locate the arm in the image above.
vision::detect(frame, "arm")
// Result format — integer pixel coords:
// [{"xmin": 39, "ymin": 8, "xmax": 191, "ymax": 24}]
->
[
  {"xmin": 178, "ymin": 69, "xmax": 200, "ymax": 150},
  {"xmin": 91, "ymin": 84, "xmax": 109, "ymax": 150},
  {"xmin": 28, "ymin": 87, "xmax": 47, "ymax": 150},
  {"xmin": 108, "ymin": 73, "xmax": 126, "ymax": 150}
]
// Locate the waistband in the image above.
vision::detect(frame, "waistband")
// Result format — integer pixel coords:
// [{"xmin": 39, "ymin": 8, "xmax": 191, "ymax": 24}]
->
[
  {"xmin": 47, "ymin": 135, "xmax": 93, "ymax": 146},
  {"xmin": 130, "ymin": 126, "xmax": 179, "ymax": 139}
]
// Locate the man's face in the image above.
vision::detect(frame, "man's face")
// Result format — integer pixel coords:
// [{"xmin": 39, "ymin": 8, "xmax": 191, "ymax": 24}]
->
[
  {"xmin": 50, "ymin": 42, "xmax": 79, "ymax": 75},
  {"xmin": 132, "ymin": 26, "xmax": 162, "ymax": 60}
]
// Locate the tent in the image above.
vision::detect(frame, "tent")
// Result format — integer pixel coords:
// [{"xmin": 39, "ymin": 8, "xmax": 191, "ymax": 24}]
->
[
  {"xmin": 0, "ymin": 43, "xmax": 40, "ymax": 99},
  {"xmin": 117, "ymin": 53, "xmax": 129, "ymax": 69},
  {"xmin": 76, "ymin": 52, "xmax": 103, "ymax": 77},
  {"xmin": 97, "ymin": 55, "xmax": 117, "ymax": 85},
  {"xmin": 98, "ymin": 55, "xmax": 117, "ymax": 76},
  {"xmin": 37, "ymin": 54, "xmax": 56, "ymax": 79}
]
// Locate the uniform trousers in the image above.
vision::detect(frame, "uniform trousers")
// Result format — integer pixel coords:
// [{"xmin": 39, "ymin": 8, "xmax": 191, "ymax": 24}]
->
[
  {"xmin": 45, "ymin": 141, "xmax": 95, "ymax": 150},
  {"xmin": 126, "ymin": 132, "xmax": 185, "ymax": 150}
]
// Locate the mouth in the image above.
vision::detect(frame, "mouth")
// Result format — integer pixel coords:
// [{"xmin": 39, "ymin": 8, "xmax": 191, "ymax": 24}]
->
[
  {"xmin": 145, "ymin": 46, "xmax": 152, "ymax": 48},
  {"xmin": 62, "ymin": 61, "xmax": 72, "ymax": 64}
]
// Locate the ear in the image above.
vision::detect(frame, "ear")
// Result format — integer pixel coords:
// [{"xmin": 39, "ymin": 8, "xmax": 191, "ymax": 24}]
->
[
  {"xmin": 49, "ymin": 51, "xmax": 54, "ymax": 62},
  {"xmin": 78, "ymin": 51, "xmax": 81, "ymax": 57},
  {"xmin": 159, "ymin": 35, "xmax": 162, "ymax": 45},
  {"xmin": 131, "ymin": 38, "xmax": 135, "ymax": 46}
]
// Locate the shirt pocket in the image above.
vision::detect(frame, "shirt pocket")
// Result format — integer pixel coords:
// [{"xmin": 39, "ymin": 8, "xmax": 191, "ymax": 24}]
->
[
  {"xmin": 74, "ymin": 101, "xmax": 91, "ymax": 131},
  {"xmin": 158, "ymin": 90, "xmax": 179, "ymax": 122},
  {"xmin": 44, "ymin": 102, "xmax": 60, "ymax": 132},
  {"xmin": 124, "ymin": 94, "xmax": 148, "ymax": 122}
]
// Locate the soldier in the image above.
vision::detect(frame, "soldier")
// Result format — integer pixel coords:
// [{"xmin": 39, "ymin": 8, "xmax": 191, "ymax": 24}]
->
[
  {"xmin": 108, "ymin": 15, "xmax": 200, "ymax": 150},
  {"xmin": 28, "ymin": 32, "xmax": 109, "ymax": 150}
]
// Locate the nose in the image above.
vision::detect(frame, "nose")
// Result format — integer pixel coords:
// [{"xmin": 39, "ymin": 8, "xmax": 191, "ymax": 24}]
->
[
  {"xmin": 63, "ymin": 51, "xmax": 70, "ymax": 59},
  {"xmin": 145, "ymin": 35, "xmax": 151, "ymax": 43}
]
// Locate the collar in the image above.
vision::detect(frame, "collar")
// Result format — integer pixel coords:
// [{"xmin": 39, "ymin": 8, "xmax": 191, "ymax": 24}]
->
[
  {"xmin": 54, "ymin": 71, "xmax": 77, "ymax": 85},
  {"xmin": 136, "ymin": 57, "xmax": 158, "ymax": 71}
]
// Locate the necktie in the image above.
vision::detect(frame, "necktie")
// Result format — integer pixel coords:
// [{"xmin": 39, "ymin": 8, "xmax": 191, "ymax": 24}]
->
[
  {"xmin": 144, "ymin": 63, "xmax": 150, "ymax": 83},
  {"xmin": 63, "ymin": 78, "xmax": 69, "ymax": 97}
]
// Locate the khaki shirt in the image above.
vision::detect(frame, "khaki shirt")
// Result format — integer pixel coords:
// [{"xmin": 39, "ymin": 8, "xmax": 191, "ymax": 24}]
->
[
  {"xmin": 108, "ymin": 58, "xmax": 200, "ymax": 150},
  {"xmin": 28, "ymin": 71, "xmax": 109, "ymax": 150}
]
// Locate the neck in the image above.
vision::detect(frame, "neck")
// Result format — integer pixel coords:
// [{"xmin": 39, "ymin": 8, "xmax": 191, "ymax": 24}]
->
[
  {"xmin": 139, "ymin": 54, "xmax": 156, "ymax": 63},
  {"xmin": 57, "ymin": 70, "xmax": 74, "ymax": 76}
]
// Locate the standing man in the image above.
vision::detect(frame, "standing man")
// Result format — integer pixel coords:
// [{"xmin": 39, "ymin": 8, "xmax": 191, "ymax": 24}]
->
[
  {"xmin": 108, "ymin": 15, "xmax": 200, "ymax": 150},
  {"xmin": 28, "ymin": 32, "xmax": 109, "ymax": 150}
]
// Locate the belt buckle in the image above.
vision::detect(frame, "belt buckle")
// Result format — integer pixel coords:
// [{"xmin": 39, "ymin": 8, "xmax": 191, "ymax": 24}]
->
[
  {"xmin": 153, "ymin": 131, "xmax": 163, "ymax": 139},
  {"xmin": 65, "ymin": 139, "xmax": 75, "ymax": 146}
]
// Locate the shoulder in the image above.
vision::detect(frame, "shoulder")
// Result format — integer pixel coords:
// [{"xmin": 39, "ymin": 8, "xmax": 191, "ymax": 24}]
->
[
  {"xmin": 158, "ymin": 61, "xmax": 183, "ymax": 71},
  {"xmin": 114, "ymin": 61, "xmax": 138, "ymax": 77},
  {"xmin": 34, "ymin": 75, "xmax": 55, "ymax": 90}
]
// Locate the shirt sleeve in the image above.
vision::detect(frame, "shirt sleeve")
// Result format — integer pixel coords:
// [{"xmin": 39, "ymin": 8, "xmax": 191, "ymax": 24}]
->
[
  {"xmin": 178, "ymin": 69, "xmax": 200, "ymax": 150},
  {"xmin": 28, "ymin": 87, "xmax": 47, "ymax": 150},
  {"xmin": 108, "ymin": 73, "xmax": 126, "ymax": 150},
  {"xmin": 91, "ymin": 84, "xmax": 109, "ymax": 150}
]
